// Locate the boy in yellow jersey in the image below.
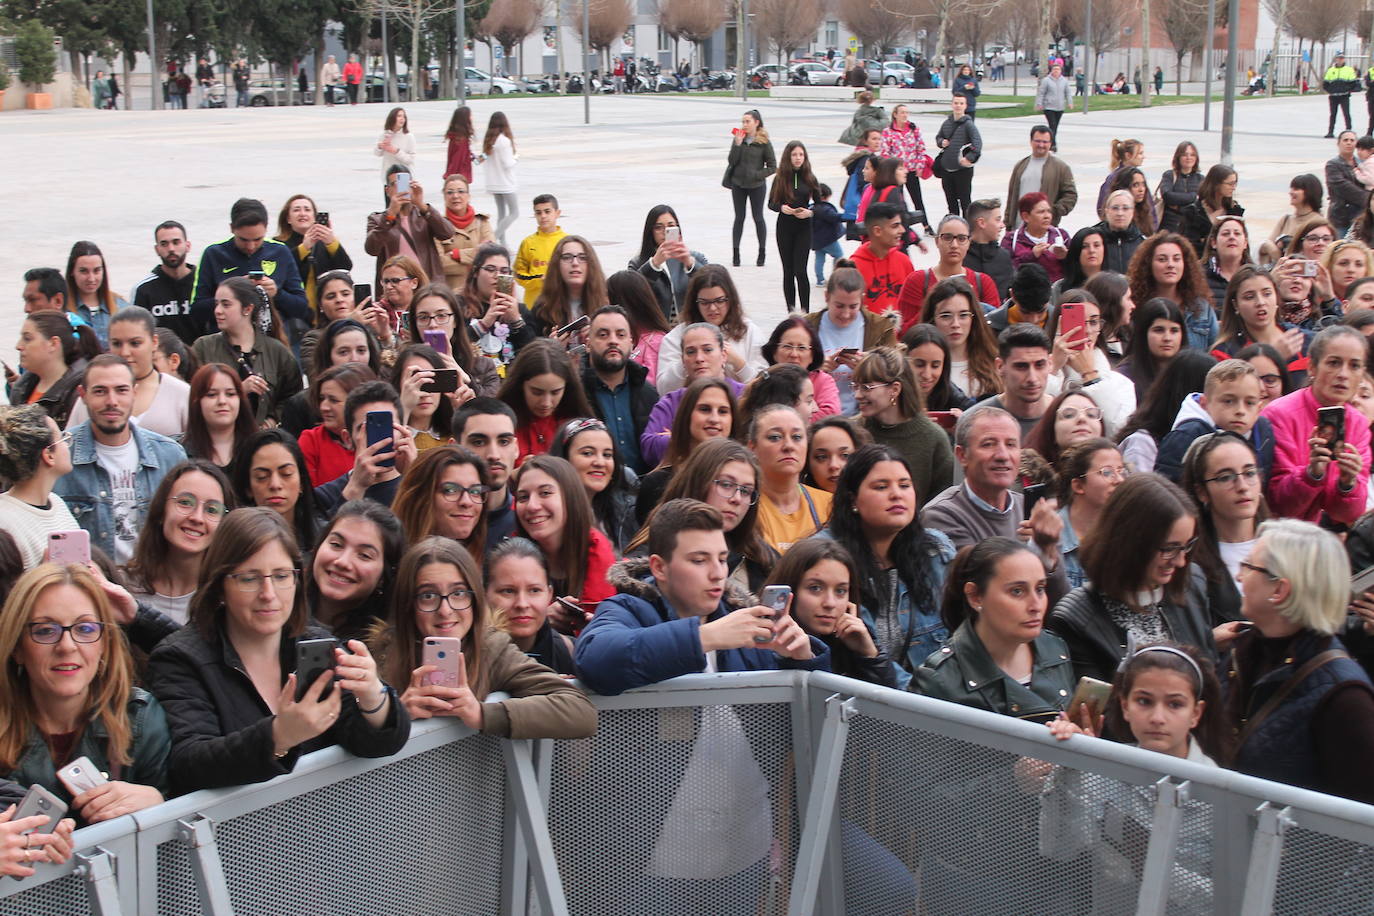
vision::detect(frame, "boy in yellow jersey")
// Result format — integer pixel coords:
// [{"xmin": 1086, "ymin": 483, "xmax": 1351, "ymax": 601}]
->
[{"xmin": 514, "ymin": 194, "xmax": 567, "ymax": 306}]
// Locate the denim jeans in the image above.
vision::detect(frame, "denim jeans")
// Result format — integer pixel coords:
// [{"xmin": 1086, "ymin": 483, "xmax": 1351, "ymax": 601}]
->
[{"xmin": 814, "ymin": 240, "xmax": 844, "ymax": 283}]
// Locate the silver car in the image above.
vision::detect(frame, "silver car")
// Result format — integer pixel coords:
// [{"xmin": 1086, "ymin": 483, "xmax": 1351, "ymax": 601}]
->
[
  {"xmin": 791, "ymin": 62, "xmax": 843, "ymax": 86},
  {"xmin": 462, "ymin": 67, "xmax": 521, "ymax": 95}
]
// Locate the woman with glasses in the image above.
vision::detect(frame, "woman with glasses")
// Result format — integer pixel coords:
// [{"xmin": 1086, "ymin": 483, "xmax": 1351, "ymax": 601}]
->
[
  {"xmin": 460, "ymin": 243, "xmax": 535, "ymax": 370},
  {"xmin": 656, "ymin": 265, "xmax": 766, "ymax": 393},
  {"xmin": 0, "ymin": 407, "xmax": 78, "ymax": 567},
  {"xmin": 629, "ymin": 206, "xmax": 709, "ymax": 323},
  {"xmin": 193, "ymin": 278, "xmax": 302, "ymax": 426},
  {"xmin": 1237, "ymin": 342, "xmax": 1293, "ymax": 408},
  {"xmin": 920, "ymin": 276, "xmax": 1002, "ymax": 400},
  {"xmin": 0, "ymin": 563, "xmax": 169, "ymax": 823},
  {"xmin": 1269, "ymin": 254, "xmax": 1341, "ymax": 334},
  {"xmin": 1180, "ymin": 431, "xmax": 1266, "ymax": 624},
  {"xmin": 370, "ymin": 537, "xmax": 594, "ymax": 735},
  {"xmin": 1045, "ymin": 290, "xmax": 1137, "ymax": 434},
  {"xmin": 1025, "ymin": 391, "xmax": 1106, "ymax": 466},
  {"xmin": 510, "ymin": 456, "xmax": 615, "ymax": 635},
  {"xmin": 407, "ymin": 283, "xmax": 500, "ymax": 397},
  {"xmin": 747, "ymin": 404, "xmax": 831, "ymax": 554},
  {"xmin": 372, "ymin": 255, "xmax": 427, "ymax": 364},
  {"xmin": 148, "ymin": 508, "xmax": 409, "ymax": 794},
  {"xmin": 549, "ymin": 418, "xmax": 638, "ymax": 554},
  {"xmin": 434, "ymin": 174, "xmax": 493, "ymax": 293},
  {"xmin": 851, "ymin": 347, "xmax": 955, "ymax": 508},
  {"xmin": 1048, "ymin": 473, "xmax": 1222, "ymax": 686},
  {"xmin": 298, "ymin": 364, "xmax": 376, "ymax": 486},
  {"xmin": 761, "ymin": 316, "xmax": 840, "ymax": 418},
  {"xmin": 125, "ymin": 460, "xmax": 235, "ymax": 625},
  {"xmin": 182, "ymin": 364, "xmax": 256, "ymax": 472},
  {"xmin": 393, "ymin": 446, "xmax": 492, "ymax": 563},
  {"xmin": 636, "ymin": 438, "xmax": 778, "ymax": 589},
  {"xmin": 1053, "ymin": 438, "xmax": 1128, "ymax": 588},
  {"xmin": 527, "ymin": 235, "xmax": 609, "ymax": 339},
  {"xmin": 1287, "ymin": 217, "xmax": 1338, "ymax": 261},
  {"xmin": 1093, "ymin": 190, "xmax": 1146, "ymax": 274},
  {"xmin": 305, "ymin": 501, "xmax": 405, "ymax": 643},
  {"xmin": 233, "ymin": 428, "xmax": 319, "ymax": 553}
]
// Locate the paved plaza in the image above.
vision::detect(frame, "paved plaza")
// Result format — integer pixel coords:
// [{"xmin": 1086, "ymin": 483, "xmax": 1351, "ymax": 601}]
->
[{"xmin": 0, "ymin": 91, "xmax": 1343, "ymax": 364}]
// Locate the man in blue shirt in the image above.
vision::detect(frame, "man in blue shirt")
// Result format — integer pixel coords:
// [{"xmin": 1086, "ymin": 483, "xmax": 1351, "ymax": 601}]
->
[
  {"xmin": 580, "ymin": 306, "xmax": 657, "ymax": 475},
  {"xmin": 190, "ymin": 198, "xmax": 309, "ymax": 333}
]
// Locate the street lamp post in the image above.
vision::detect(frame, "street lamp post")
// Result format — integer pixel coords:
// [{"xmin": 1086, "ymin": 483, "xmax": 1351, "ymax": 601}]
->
[
  {"xmin": 456, "ymin": 0, "xmax": 466, "ymax": 103},
  {"xmin": 1220, "ymin": 0, "xmax": 1240, "ymax": 164},
  {"xmin": 1203, "ymin": 0, "xmax": 1216, "ymax": 130},
  {"xmin": 146, "ymin": 0, "xmax": 156, "ymax": 110},
  {"xmin": 583, "ymin": 0, "xmax": 590, "ymax": 124}
]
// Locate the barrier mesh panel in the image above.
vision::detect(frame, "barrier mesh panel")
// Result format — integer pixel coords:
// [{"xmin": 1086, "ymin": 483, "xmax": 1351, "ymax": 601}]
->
[
  {"xmin": 0, "ymin": 872, "xmax": 88, "ymax": 915},
  {"xmin": 836, "ymin": 714, "xmax": 1216, "ymax": 916},
  {"xmin": 1273, "ymin": 825, "xmax": 1374, "ymax": 916},
  {"xmin": 542, "ymin": 702, "xmax": 797, "ymax": 916},
  {"xmin": 156, "ymin": 736, "xmax": 507, "ymax": 916}
]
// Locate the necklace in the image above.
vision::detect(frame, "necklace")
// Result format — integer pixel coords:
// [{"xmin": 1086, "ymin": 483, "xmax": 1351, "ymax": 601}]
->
[{"xmin": 136, "ymin": 367, "xmax": 158, "ymax": 383}]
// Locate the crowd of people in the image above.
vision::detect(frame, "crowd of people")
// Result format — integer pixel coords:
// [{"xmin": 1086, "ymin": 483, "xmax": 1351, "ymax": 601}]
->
[{"xmin": 5, "ymin": 91, "xmax": 1374, "ymax": 906}]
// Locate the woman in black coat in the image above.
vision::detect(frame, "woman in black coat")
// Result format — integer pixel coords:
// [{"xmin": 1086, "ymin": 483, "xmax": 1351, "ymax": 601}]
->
[
  {"xmin": 933, "ymin": 94, "xmax": 981, "ymax": 218},
  {"xmin": 723, "ymin": 109, "xmax": 777, "ymax": 268},
  {"xmin": 147, "ymin": 508, "xmax": 409, "ymax": 795}
]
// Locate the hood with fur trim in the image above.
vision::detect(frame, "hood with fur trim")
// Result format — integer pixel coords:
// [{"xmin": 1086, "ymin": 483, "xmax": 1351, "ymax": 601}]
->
[{"xmin": 607, "ymin": 556, "xmax": 756, "ymax": 610}]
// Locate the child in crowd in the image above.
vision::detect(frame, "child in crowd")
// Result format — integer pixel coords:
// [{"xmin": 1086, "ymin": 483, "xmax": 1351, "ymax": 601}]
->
[
  {"xmin": 1356, "ymin": 135, "xmax": 1374, "ymax": 190},
  {"xmin": 513, "ymin": 194, "xmax": 566, "ymax": 307},
  {"xmin": 1154, "ymin": 358, "xmax": 1275, "ymax": 483},
  {"xmin": 811, "ymin": 184, "xmax": 845, "ymax": 288}
]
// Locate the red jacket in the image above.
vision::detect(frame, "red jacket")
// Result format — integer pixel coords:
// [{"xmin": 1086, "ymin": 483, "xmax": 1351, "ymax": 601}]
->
[
  {"xmin": 343, "ymin": 61, "xmax": 363, "ymax": 85},
  {"xmin": 298, "ymin": 425, "xmax": 355, "ymax": 488},
  {"xmin": 852, "ymin": 242, "xmax": 914, "ymax": 316},
  {"xmin": 895, "ymin": 266, "xmax": 1000, "ymax": 334}
]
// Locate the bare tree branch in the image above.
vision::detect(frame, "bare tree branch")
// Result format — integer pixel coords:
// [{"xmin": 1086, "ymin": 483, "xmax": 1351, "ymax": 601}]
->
[
  {"xmin": 657, "ymin": 0, "xmax": 728, "ymax": 68},
  {"xmin": 840, "ymin": 0, "xmax": 912, "ymax": 57},
  {"xmin": 755, "ymin": 0, "xmax": 824, "ymax": 65}
]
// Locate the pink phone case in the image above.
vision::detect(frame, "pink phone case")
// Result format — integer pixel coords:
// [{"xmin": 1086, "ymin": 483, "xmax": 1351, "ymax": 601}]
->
[
  {"xmin": 422, "ymin": 637, "xmax": 463, "ymax": 687},
  {"xmin": 48, "ymin": 530, "xmax": 90, "ymax": 566}
]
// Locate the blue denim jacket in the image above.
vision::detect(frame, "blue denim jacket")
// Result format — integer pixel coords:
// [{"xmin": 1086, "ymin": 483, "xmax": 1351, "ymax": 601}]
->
[
  {"xmin": 1184, "ymin": 298, "xmax": 1219, "ymax": 353},
  {"xmin": 818, "ymin": 526, "xmax": 956, "ymax": 690},
  {"xmin": 53, "ymin": 420, "xmax": 187, "ymax": 559}
]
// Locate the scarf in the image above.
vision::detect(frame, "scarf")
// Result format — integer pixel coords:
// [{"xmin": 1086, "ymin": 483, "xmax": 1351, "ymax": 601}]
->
[
  {"xmin": 1280, "ymin": 298, "xmax": 1312, "ymax": 326},
  {"xmin": 446, "ymin": 207, "xmax": 476, "ymax": 230}
]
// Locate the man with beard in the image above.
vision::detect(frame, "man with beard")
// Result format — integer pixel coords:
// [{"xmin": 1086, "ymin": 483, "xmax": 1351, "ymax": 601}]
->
[
  {"xmin": 982, "ymin": 323, "xmax": 1054, "ymax": 438},
  {"xmin": 453, "ymin": 398, "xmax": 522, "ymax": 549},
  {"xmin": 580, "ymin": 306, "xmax": 658, "ymax": 474},
  {"xmin": 132, "ymin": 221, "xmax": 202, "ymax": 345},
  {"xmin": 53, "ymin": 355, "xmax": 186, "ymax": 564},
  {"xmin": 920, "ymin": 404, "xmax": 1070, "ymax": 605}
]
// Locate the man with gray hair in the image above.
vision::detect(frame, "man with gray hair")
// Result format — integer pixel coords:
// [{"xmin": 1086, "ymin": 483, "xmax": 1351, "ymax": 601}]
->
[
  {"xmin": 921, "ymin": 404, "xmax": 1071, "ymax": 603},
  {"xmin": 639, "ymin": 322, "xmax": 744, "ymax": 468}
]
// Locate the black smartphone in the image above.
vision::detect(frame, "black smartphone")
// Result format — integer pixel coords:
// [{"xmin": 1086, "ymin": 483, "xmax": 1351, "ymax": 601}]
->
[
  {"xmin": 421, "ymin": 368, "xmax": 459, "ymax": 393},
  {"xmin": 353, "ymin": 283, "xmax": 372, "ymax": 304},
  {"xmin": 365, "ymin": 410, "xmax": 396, "ymax": 469},
  {"xmin": 316, "ymin": 211, "xmax": 330, "ymax": 227},
  {"xmin": 555, "ymin": 315, "xmax": 591, "ymax": 337},
  {"xmin": 294, "ymin": 637, "xmax": 337, "ymax": 701},
  {"xmin": 1023, "ymin": 483, "xmax": 1049, "ymax": 521},
  {"xmin": 1318, "ymin": 405, "xmax": 1345, "ymax": 451}
]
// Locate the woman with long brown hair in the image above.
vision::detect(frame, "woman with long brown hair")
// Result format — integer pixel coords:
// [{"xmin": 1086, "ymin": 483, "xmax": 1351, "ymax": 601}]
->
[
  {"xmin": 497, "ymin": 338, "xmax": 593, "ymax": 464},
  {"xmin": 920, "ymin": 276, "xmax": 1002, "ymax": 399},
  {"xmin": 769, "ymin": 140, "xmax": 822, "ymax": 313},
  {"xmin": 528, "ymin": 235, "xmax": 610, "ymax": 338},
  {"xmin": 64, "ymin": 240, "xmax": 127, "ymax": 348},
  {"xmin": 481, "ymin": 111, "xmax": 519, "ymax": 246},
  {"xmin": 192, "ymin": 277, "xmax": 302, "ymax": 425},
  {"xmin": 1126, "ymin": 230, "xmax": 1218, "ymax": 352},
  {"xmin": 392, "ymin": 446, "xmax": 491, "ymax": 562},
  {"xmin": 636, "ymin": 377, "xmax": 739, "ymax": 521},
  {"xmin": 444, "ymin": 105, "xmax": 475, "ymax": 183},
  {"xmin": 274, "ymin": 193, "xmax": 352, "ymax": 322},
  {"xmin": 656, "ymin": 265, "xmax": 767, "ymax": 392},
  {"xmin": 182, "ymin": 363, "xmax": 257, "ymax": 471},
  {"xmin": 9, "ymin": 310, "xmax": 91, "ymax": 428}
]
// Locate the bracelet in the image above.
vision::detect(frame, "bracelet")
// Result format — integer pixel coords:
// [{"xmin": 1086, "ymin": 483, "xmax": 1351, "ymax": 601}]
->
[{"xmin": 358, "ymin": 685, "xmax": 391, "ymax": 715}]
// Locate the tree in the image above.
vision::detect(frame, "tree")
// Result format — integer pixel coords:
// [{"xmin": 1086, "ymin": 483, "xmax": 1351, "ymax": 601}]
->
[
  {"xmin": 565, "ymin": 0, "xmax": 631, "ymax": 64},
  {"xmin": 657, "ymin": 0, "xmax": 727, "ymax": 70},
  {"xmin": 1062, "ymin": 0, "xmax": 1130, "ymax": 57},
  {"xmin": 1289, "ymin": 0, "xmax": 1345, "ymax": 67},
  {"xmin": 754, "ymin": 0, "xmax": 822, "ymax": 67},
  {"xmin": 840, "ymin": 0, "xmax": 909, "ymax": 57},
  {"xmin": 479, "ymin": 0, "xmax": 543, "ymax": 76},
  {"xmin": 1159, "ymin": 0, "xmax": 1207, "ymax": 94},
  {"xmin": 14, "ymin": 18, "xmax": 56, "ymax": 89},
  {"xmin": 995, "ymin": 0, "xmax": 1037, "ymax": 93},
  {"xmin": 354, "ymin": 0, "xmax": 449, "ymax": 100}
]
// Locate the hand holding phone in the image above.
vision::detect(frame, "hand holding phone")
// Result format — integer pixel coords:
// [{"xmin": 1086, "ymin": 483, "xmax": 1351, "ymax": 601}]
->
[
  {"xmin": 294, "ymin": 637, "xmax": 337, "ymax": 701},
  {"xmin": 420, "ymin": 368, "xmax": 459, "ymax": 393},
  {"xmin": 365, "ymin": 410, "xmax": 396, "ymax": 469},
  {"xmin": 13, "ymin": 786, "xmax": 66, "ymax": 840},
  {"xmin": 421, "ymin": 329, "xmax": 450, "ymax": 355},
  {"xmin": 1068, "ymin": 676, "xmax": 1112, "ymax": 731},
  {"xmin": 494, "ymin": 274, "xmax": 515, "ymax": 298},
  {"xmin": 756, "ymin": 585, "xmax": 793, "ymax": 644},
  {"xmin": 554, "ymin": 314, "xmax": 591, "ymax": 338},
  {"xmin": 664, "ymin": 226, "xmax": 682, "ymax": 244},
  {"xmin": 56, "ymin": 757, "xmax": 108, "ymax": 797},
  {"xmin": 394, "ymin": 172, "xmax": 411, "ymax": 195},
  {"xmin": 422, "ymin": 637, "xmax": 464, "ymax": 687}
]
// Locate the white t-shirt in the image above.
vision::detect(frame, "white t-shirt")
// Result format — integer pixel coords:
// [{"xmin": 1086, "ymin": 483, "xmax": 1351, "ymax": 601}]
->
[
  {"xmin": 95, "ymin": 437, "xmax": 141, "ymax": 565},
  {"xmin": 818, "ymin": 313, "xmax": 865, "ymax": 414},
  {"xmin": 1217, "ymin": 538, "xmax": 1257, "ymax": 589},
  {"xmin": 0, "ymin": 491, "xmax": 80, "ymax": 567},
  {"xmin": 949, "ymin": 360, "xmax": 971, "ymax": 397}
]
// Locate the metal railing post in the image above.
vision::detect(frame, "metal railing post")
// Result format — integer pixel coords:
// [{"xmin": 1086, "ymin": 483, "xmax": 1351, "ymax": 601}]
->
[
  {"xmin": 176, "ymin": 815, "xmax": 235, "ymax": 916},
  {"xmin": 503, "ymin": 739, "xmax": 571, "ymax": 916},
  {"xmin": 1240, "ymin": 802, "xmax": 1296, "ymax": 915},
  {"xmin": 74, "ymin": 848, "xmax": 122, "ymax": 916},
  {"xmin": 787, "ymin": 693, "xmax": 857, "ymax": 916},
  {"xmin": 1135, "ymin": 778, "xmax": 1190, "ymax": 916}
]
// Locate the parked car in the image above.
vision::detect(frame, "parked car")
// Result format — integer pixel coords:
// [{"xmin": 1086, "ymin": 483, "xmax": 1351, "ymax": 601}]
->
[
  {"xmin": 364, "ymin": 73, "xmax": 409, "ymax": 103},
  {"xmin": 246, "ymin": 78, "xmax": 348, "ymax": 106},
  {"xmin": 462, "ymin": 67, "xmax": 521, "ymax": 95},
  {"xmin": 746, "ymin": 64, "xmax": 785, "ymax": 88},
  {"xmin": 790, "ymin": 61, "xmax": 843, "ymax": 86},
  {"xmin": 877, "ymin": 61, "xmax": 914, "ymax": 85}
]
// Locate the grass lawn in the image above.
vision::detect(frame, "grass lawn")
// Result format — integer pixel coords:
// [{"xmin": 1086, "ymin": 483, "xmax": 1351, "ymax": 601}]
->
[{"xmin": 972, "ymin": 90, "xmax": 1291, "ymax": 119}]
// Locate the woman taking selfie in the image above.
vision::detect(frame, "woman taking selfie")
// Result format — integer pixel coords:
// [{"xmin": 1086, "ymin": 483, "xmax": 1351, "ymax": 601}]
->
[
  {"xmin": 724, "ymin": 109, "xmax": 777, "ymax": 268},
  {"xmin": 182, "ymin": 363, "xmax": 257, "ymax": 471},
  {"xmin": 305, "ymin": 500, "xmax": 405, "ymax": 643},
  {"xmin": 851, "ymin": 347, "xmax": 955, "ymax": 506},
  {"xmin": 484, "ymin": 538, "xmax": 575, "ymax": 676},
  {"xmin": 435, "ymin": 174, "xmax": 493, "ymax": 292},
  {"xmin": 1046, "ymin": 290, "xmax": 1137, "ymax": 434},
  {"xmin": 274, "ymin": 194, "xmax": 352, "ymax": 322},
  {"xmin": 656, "ymin": 266, "xmax": 767, "ymax": 393},
  {"xmin": 748, "ymin": 404, "xmax": 831, "ymax": 554},
  {"xmin": 372, "ymin": 537, "xmax": 595, "ymax": 735},
  {"xmin": 148, "ymin": 508, "xmax": 409, "ymax": 793},
  {"xmin": 628, "ymin": 206, "xmax": 708, "ymax": 323},
  {"xmin": 193, "ymin": 278, "xmax": 302, "ymax": 426},
  {"xmin": 234, "ymin": 428, "xmax": 318, "ymax": 550},
  {"xmin": 67, "ymin": 307, "xmax": 189, "ymax": 439},
  {"xmin": 408, "ymin": 283, "xmax": 500, "ymax": 397},
  {"xmin": 298, "ymin": 363, "xmax": 375, "ymax": 486},
  {"xmin": 10, "ymin": 310, "xmax": 91, "ymax": 428},
  {"xmin": 0, "ymin": 563, "xmax": 170, "ymax": 822},
  {"xmin": 549, "ymin": 418, "xmax": 638, "ymax": 553},
  {"xmin": 125, "ymin": 460, "xmax": 235, "ymax": 625},
  {"xmin": 527, "ymin": 235, "xmax": 610, "ymax": 338},
  {"xmin": 392, "ymin": 446, "xmax": 491, "ymax": 562},
  {"xmin": 496, "ymin": 338, "xmax": 593, "ymax": 464}
]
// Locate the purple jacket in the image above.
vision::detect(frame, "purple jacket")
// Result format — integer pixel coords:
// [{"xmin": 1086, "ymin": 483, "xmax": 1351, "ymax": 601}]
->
[
  {"xmin": 1000, "ymin": 224, "xmax": 1071, "ymax": 283},
  {"xmin": 639, "ymin": 377, "xmax": 746, "ymax": 467}
]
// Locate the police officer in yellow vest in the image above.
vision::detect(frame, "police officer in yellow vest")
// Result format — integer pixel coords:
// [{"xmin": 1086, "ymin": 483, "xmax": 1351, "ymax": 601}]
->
[
  {"xmin": 1323, "ymin": 51, "xmax": 1360, "ymax": 137},
  {"xmin": 1365, "ymin": 63, "xmax": 1374, "ymax": 137}
]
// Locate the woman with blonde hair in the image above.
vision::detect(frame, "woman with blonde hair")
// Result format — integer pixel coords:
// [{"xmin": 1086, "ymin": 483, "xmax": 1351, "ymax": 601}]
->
[
  {"xmin": 851, "ymin": 346, "xmax": 955, "ymax": 506},
  {"xmin": 0, "ymin": 563, "xmax": 169, "ymax": 822},
  {"xmin": 274, "ymin": 194, "xmax": 352, "ymax": 321},
  {"xmin": 435, "ymin": 173, "xmax": 493, "ymax": 292}
]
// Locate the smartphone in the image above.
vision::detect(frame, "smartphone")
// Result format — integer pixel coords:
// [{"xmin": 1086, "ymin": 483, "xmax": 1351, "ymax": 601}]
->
[
  {"xmin": 247, "ymin": 270, "xmax": 266, "ymax": 280},
  {"xmin": 422, "ymin": 637, "xmax": 464, "ymax": 688},
  {"xmin": 365, "ymin": 410, "xmax": 396, "ymax": 469},
  {"xmin": 555, "ymin": 314, "xmax": 591, "ymax": 338},
  {"xmin": 1299, "ymin": 259, "xmax": 1319, "ymax": 277},
  {"xmin": 495, "ymin": 274, "xmax": 515, "ymax": 297},
  {"xmin": 56, "ymin": 756, "xmax": 108, "ymax": 797},
  {"xmin": 664, "ymin": 226, "xmax": 681, "ymax": 244},
  {"xmin": 353, "ymin": 283, "xmax": 372, "ymax": 304},
  {"xmin": 1068, "ymin": 676, "xmax": 1114, "ymax": 725},
  {"xmin": 395, "ymin": 171, "xmax": 411, "ymax": 194},
  {"xmin": 926, "ymin": 410, "xmax": 957, "ymax": 431},
  {"xmin": 1058, "ymin": 301, "xmax": 1086, "ymax": 344},
  {"xmin": 839, "ymin": 347, "xmax": 860, "ymax": 358},
  {"xmin": 756, "ymin": 585, "xmax": 792, "ymax": 643},
  {"xmin": 1318, "ymin": 405, "xmax": 1346, "ymax": 451},
  {"xmin": 48, "ymin": 530, "xmax": 90, "ymax": 566},
  {"xmin": 316, "ymin": 211, "xmax": 330, "ymax": 227},
  {"xmin": 294, "ymin": 637, "xmax": 337, "ymax": 701},
  {"xmin": 1023, "ymin": 483, "xmax": 1049, "ymax": 521},
  {"xmin": 421, "ymin": 368, "xmax": 459, "ymax": 393},
  {"xmin": 14, "ymin": 785, "xmax": 66, "ymax": 837},
  {"xmin": 421, "ymin": 329, "xmax": 450, "ymax": 355}
]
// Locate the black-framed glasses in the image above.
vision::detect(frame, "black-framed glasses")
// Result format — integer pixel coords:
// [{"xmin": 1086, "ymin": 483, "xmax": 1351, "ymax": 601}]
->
[
  {"xmin": 169, "ymin": 493, "xmax": 228, "ymax": 519},
  {"xmin": 438, "ymin": 482, "xmax": 491, "ymax": 503},
  {"xmin": 1204, "ymin": 467, "xmax": 1260, "ymax": 488},
  {"xmin": 711, "ymin": 478, "xmax": 759, "ymax": 504},
  {"xmin": 937, "ymin": 233, "xmax": 970, "ymax": 244},
  {"xmin": 28, "ymin": 621, "xmax": 107, "ymax": 645},
  {"xmin": 415, "ymin": 311, "xmax": 454, "ymax": 327},
  {"xmin": 695, "ymin": 296, "xmax": 730, "ymax": 308},
  {"xmin": 559, "ymin": 253, "xmax": 589, "ymax": 264},
  {"xmin": 226, "ymin": 569, "xmax": 299, "ymax": 592},
  {"xmin": 416, "ymin": 588, "xmax": 475, "ymax": 613},
  {"xmin": 1157, "ymin": 538, "xmax": 1198, "ymax": 560},
  {"xmin": 1239, "ymin": 561, "xmax": 1278, "ymax": 580}
]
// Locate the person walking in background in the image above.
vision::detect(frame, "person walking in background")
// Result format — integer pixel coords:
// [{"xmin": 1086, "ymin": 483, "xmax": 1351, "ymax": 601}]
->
[
  {"xmin": 880, "ymin": 104, "xmax": 935, "ymax": 236},
  {"xmin": 481, "ymin": 112, "xmax": 520, "ymax": 247},
  {"xmin": 951, "ymin": 63, "xmax": 981, "ymax": 118},
  {"xmin": 723, "ymin": 109, "xmax": 777, "ymax": 268},
  {"xmin": 1035, "ymin": 63, "xmax": 1072, "ymax": 151},
  {"xmin": 93, "ymin": 70, "xmax": 112, "ymax": 110},
  {"xmin": 232, "ymin": 57, "xmax": 251, "ymax": 107},
  {"xmin": 1154, "ymin": 65, "xmax": 1165, "ymax": 95},
  {"xmin": 321, "ymin": 56, "xmax": 341, "ymax": 106},
  {"xmin": 934, "ymin": 95, "xmax": 981, "ymax": 218},
  {"xmin": 444, "ymin": 106, "xmax": 475, "ymax": 183},
  {"xmin": 770, "ymin": 141, "xmax": 821, "ymax": 313},
  {"xmin": 1323, "ymin": 52, "xmax": 1359, "ymax": 137},
  {"xmin": 343, "ymin": 54, "xmax": 363, "ymax": 106},
  {"xmin": 375, "ymin": 108, "xmax": 416, "ymax": 186}
]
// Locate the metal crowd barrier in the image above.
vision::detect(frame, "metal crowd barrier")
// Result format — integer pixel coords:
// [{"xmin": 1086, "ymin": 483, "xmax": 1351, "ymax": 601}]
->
[{"xmin": 1, "ymin": 671, "xmax": 1372, "ymax": 915}]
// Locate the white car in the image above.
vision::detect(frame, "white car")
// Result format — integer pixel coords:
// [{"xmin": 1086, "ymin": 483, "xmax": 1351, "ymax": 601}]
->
[
  {"xmin": 462, "ymin": 67, "xmax": 520, "ymax": 95},
  {"xmin": 791, "ymin": 62, "xmax": 843, "ymax": 86},
  {"xmin": 878, "ymin": 61, "xmax": 915, "ymax": 85}
]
